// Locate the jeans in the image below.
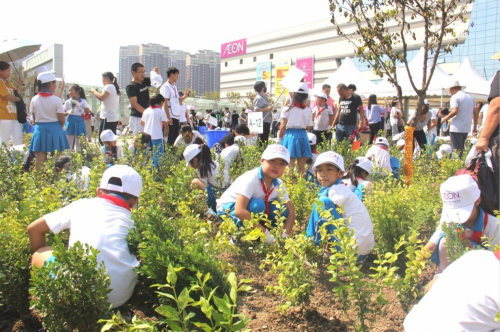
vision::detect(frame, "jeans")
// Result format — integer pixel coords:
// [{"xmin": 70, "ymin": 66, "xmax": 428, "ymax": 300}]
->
[
  {"xmin": 150, "ymin": 139, "xmax": 164, "ymax": 168},
  {"xmin": 335, "ymin": 124, "xmax": 357, "ymax": 143}
]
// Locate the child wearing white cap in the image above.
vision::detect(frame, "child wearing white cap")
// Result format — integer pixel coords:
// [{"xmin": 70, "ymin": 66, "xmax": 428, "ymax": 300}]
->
[
  {"xmin": 141, "ymin": 94, "xmax": 168, "ymax": 168},
  {"xmin": 306, "ymin": 151, "xmax": 374, "ymax": 258},
  {"xmin": 100, "ymin": 129, "xmax": 123, "ymax": 166},
  {"xmin": 436, "ymin": 144, "xmax": 452, "ymax": 159},
  {"xmin": 30, "ymin": 71, "xmax": 69, "ymax": 169},
  {"xmin": 184, "ymin": 144, "xmax": 229, "ymax": 211},
  {"xmin": 278, "ymin": 83, "xmax": 313, "ymax": 175},
  {"xmin": 343, "ymin": 157, "xmax": 373, "ymax": 201},
  {"xmin": 216, "ymin": 144, "xmax": 296, "ymax": 243},
  {"xmin": 27, "ymin": 165, "xmax": 143, "ymax": 308},
  {"xmin": 218, "ymin": 135, "xmax": 246, "ymax": 181},
  {"xmin": 365, "ymin": 137, "xmax": 393, "ymax": 176},
  {"xmin": 64, "ymin": 84, "xmax": 91, "ymax": 152},
  {"xmin": 311, "ymin": 92, "xmax": 334, "ymax": 146},
  {"xmin": 422, "ymin": 174, "xmax": 500, "ymax": 274},
  {"xmin": 305, "ymin": 132, "xmax": 320, "ymax": 184}
]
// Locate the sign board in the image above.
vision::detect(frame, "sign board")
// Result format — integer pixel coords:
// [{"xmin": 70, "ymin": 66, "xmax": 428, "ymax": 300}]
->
[
  {"xmin": 281, "ymin": 65, "xmax": 306, "ymax": 92},
  {"xmin": 256, "ymin": 62, "xmax": 272, "ymax": 91},
  {"xmin": 248, "ymin": 112, "xmax": 263, "ymax": 134},
  {"xmin": 221, "ymin": 39, "xmax": 247, "ymax": 59},
  {"xmin": 296, "ymin": 56, "xmax": 314, "ymax": 89},
  {"xmin": 274, "ymin": 59, "xmax": 292, "ymax": 98},
  {"xmin": 207, "ymin": 116, "xmax": 218, "ymax": 127}
]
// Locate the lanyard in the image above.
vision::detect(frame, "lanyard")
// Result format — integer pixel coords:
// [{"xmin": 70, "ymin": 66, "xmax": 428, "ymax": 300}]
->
[
  {"xmin": 378, "ymin": 145, "xmax": 388, "ymax": 151},
  {"xmin": 260, "ymin": 179, "xmax": 274, "ymax": 216},
  {"xmin": 316, "ymin": 106, "xmax": 327, "ymax": 118},
  {"xmin": 167, "ymin": 82, "xmax": 178, "ymax": 98},
  {"xmin": 99, "ymin": 194, "xmax": 130, "ymax": 211}
]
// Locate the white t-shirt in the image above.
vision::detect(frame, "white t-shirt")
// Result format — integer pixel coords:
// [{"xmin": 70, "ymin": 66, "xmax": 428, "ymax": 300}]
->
[
  {"xmin": 306, "ymin": 152, "xmax": 318, "ymax": 175},
  {"xmin": 428, "ymin": 109, "xmax": 439, "ymax": 135},
  {"xmin": 312, "ymin": 105, "xmax": 334, "ymax": 131},
  {"xmin": 31, "ymin": 94, "xmax": 64, "ymax": 123},
  {"xmin": 328, "ymin": 183, "xmax": 374, "ymax": 255},
  {"xmin": 141, "ymin": 106, "xmax": 167, "ymax": 140},
  {"xmin": 101, "ymin": 145, "xmax": 124, "ymax": 163},
  {"xmin": 365, "ymin": 145, "xmax": 392, "ymax": 175},
  {"xmin": 341, "ymin": 178, "xmax": 371, "ymax": 193},
  {"xmin": 390, "ymin": 107, "xmax": 401, "ymax": 126},
  {"xmin": 272, "ymin": 112, "xmax": 280, "ymax": 121},
  {"xmin": 404, "ymin": 250, "xmax": 500, "ymax": 332},
  {"xmin": 216, "ymin": 167, "xmax": 290, "ymax": 211},
  {"xmin": 179, "ymin": 104, "xmax": 188, "ymax": 123},
  {"xmin": 44, "ymin": 197, "xmax": 139, "ymax": 307},
  {"xmin": 219, "ymin": 144, "xmax": 239, "ymax": 170},
  {"xmin": 197, "ymin": 161, "xmax": 229, "ymax": 188},
  {"xmin": 281, "ymin": 105, "xmax": 313, "ymax": 129},
  {"xmin": 160, "ymin": 82, "xmax": 181, "ymax": 119},
  {"xmin": 173, "ymin": 131, "xmax": 203, "ymax": 148},
  {"xmin": 70, "ymin": 166, "xmax": 91, "ymax": 191},
  {"xmin": 101, "ymin": 84, "xmax": 119, "ymax": 122},
  {"xmin": 479, "ymin": 104, "xmax": 489, "ymax": 127},
  {"xmin": 64, "ymin": 99, "xmax": 89, "ymax": 116},
  {"xmin": 409, "ymin": 109, "xmax": 437, "ymax": 131},
  {"xmin": 449, "ymin": 90, "xmax": 475, "ymax": 133}
]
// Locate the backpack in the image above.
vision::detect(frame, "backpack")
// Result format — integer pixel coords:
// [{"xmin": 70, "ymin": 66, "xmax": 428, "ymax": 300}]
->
[{"xmin": 14, "ymin": 90, "xmax": 27, "ymax": 124}]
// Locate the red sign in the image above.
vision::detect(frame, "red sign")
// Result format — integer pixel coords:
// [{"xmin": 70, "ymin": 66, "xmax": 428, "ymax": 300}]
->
[{"xmin": 221, "ymin": 39, "xmax": 247, "ymax": 59}]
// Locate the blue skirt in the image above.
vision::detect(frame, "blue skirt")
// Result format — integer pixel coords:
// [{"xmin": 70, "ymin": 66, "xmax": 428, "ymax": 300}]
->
[
  {"xmin": 65, "ymin": 114, "xmax": 87, "ymax": 136},
  {"xmin": 281, "ymin": 128, "xmax": 312, "ymax": 158},
  {"xmin": 30, "ymin": 122, "xmax": 70, "ymax": 153}
]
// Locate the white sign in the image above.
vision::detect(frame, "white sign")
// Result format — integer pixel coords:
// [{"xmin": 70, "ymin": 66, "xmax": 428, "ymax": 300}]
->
[
  {"xmin": 207, "ymin": 116, "xmax": 218, "ymax": 127},
  {"xmin": 281, "ymin": 65, "xmax": 306, "ymax": 91},
  {"xmin": 248, "ymin": 112, "xmax": 263, "ymax": 134}
]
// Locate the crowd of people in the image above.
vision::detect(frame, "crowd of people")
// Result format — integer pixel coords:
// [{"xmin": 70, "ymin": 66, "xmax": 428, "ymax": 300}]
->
[{"xmin": 1, "ymin": 57, "xmax": 499, "ymax": 330}]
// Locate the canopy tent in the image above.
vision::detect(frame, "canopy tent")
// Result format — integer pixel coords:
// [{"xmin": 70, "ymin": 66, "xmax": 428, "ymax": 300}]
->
[
  {"xmin": 319, "ymin": 57, "xmax": 377, "ymax": 99},
  {"xmin": 450, "ymin": 57, "xmax": 490, "ymax": 100}
]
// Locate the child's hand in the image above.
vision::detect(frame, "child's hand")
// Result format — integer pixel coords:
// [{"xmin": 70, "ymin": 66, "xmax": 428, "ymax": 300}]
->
[{"xmin": 264, "ymin": 229, "xmax": 276, "ymax": 245}]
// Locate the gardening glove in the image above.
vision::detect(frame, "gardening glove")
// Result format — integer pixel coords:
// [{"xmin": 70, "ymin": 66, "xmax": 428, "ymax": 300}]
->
[
  {"xmin": 264, "ymin": 229, "xmax": 276, "ymax": 245},
  {"xmin": 277, "ymin": 137, "xmax": 282, "ymax": 144},
  {"xmin": 326, "ymin": 125, "xmax": 332, "ymax": 133}
]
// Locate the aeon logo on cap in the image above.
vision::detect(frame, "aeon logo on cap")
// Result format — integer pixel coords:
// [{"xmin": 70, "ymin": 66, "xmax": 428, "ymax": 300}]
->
[
  {"xmin": 325, "ymin": 151, "xmax": 340, "ymax": 161},
  {"xmin": 221, "ymin": 39, "xmax": 247, "ymax": 59},
  {"xmin": 442, "ymin": 191, "xmax": 461, "ymax": 205},
  {"xmin": 273, "ymin": 146, "xmax": 288, "ymax": 154}
]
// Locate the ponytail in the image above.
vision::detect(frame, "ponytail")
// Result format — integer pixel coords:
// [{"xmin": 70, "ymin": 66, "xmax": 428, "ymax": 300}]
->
[
  {"xmin": 348, "ymin": 159, "xmax": 364, "ymax": 187},
  {"xmin": 195, "ymin": 144, "xmax": 215, "ymax": 179},
  {"xmin": 70, "ymin": 84, "xmax": 87, "ymax": 100},
  {"xmin": 102, "ymin": 72, "xmax": 121, "ymax": 95}
]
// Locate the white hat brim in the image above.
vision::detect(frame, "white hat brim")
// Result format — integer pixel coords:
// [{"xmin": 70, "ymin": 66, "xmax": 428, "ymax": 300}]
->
[
  {"xmin": 440, "ymin": 201, "xmax": 476, "ymax": 223},
  {"xmin": 313, "ymin": 160, "xmax": 344, "ymax": 172}
]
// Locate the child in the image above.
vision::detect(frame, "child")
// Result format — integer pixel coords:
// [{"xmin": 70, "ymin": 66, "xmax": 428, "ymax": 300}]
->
[
  {"xmin": 27, "ymin": 165, "xmax": 143, "ymax": 309},
  {"xmin": 278, "ymin": 83, "xmax": 313, "ymax": 175},
  {"xmin": 129, "ymin": 132, "xmax": 151, "ymax": 156},
  {"xmin": 174, "ymin": 124, "xmax": 205, "ymax": 149},
  {"xmin": 219, "ymin": 135, "xmax": 246, "ymax": 172},
  {"xmin": 54, "ymin": 154, "xmax": 91, "ymax": 191},
  {"xmin": 343, "ymin": 157, "xmax": 373, "ymax": 201},
  {"xmin": 140, "ymin": 94, "xmax": 168, "ymax": 167},
  {"xmin": 100, "ymin": 129, "xmax": 123, "ymax": 166},
  {"xmin": 311, "ymin": 92, "xmax": 334, "ymax": 146},
  {"xmin": 183, "ymin": 144, "xmax": 229, "ymax": 211},
  {"xmin": 436, "ymin": 144, "xmax": 452, "ymax": 159},
  {"xmin": 64, "ymin": 84, "xmax": 91, "ymax": 152},
  {"xmin": 30, "ymin": 71, "xmax": 69, "ymax": 169},
  {"xmin": 305, "ymin": 132, "xmax": 319, "ymax": 185},
  {"xmin": 365, "ymin": 136, "xmax": 392, "ymax": 177},
  {"xmin": 306, "ymin": 151, "xmax": 374, "ymax": 259},
  {"xmin": 216, "ymin": 144, "xmax": 296, "ymax": 244},
  {"xmin": 422, "ymin": 174, "xmax": 500, "ymax": 273}
]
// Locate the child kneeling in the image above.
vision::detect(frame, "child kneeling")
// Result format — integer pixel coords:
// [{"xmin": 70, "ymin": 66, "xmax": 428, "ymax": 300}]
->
[
  {"xmin": 306, "ymin": 151, "xmax": 374, "ymax": 260},
  {"xmin": 27, "ymin": 165, "xmax": 143, "ymax": 309},
  {"xmin": 216, "ymin": 144, "xmax": 296, "ymax": 244}
]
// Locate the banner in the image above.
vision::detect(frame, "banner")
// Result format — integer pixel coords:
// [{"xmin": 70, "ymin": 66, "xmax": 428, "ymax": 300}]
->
[
  {"xmin": 256, "ymin": 62, "xmax": 272, "ymax": 91},
  {"xmin": 296, "ymin": 56, "xmax": 314, "ymax": 89},
  {"xmin": 274, "ymin": 59, "xmax": 292, "ymax": 98}
]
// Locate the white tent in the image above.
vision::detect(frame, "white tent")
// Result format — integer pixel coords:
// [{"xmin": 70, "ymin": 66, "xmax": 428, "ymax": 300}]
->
[
  {"xmin": 450, "ymin": 57, "xmax": 490, "ymax": 100},
  {"xmin": 319, "ymin": 57, "xmax": 377, "ymax": 98}
]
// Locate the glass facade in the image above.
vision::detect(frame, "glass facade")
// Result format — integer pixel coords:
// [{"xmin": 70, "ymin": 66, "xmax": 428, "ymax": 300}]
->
[{"xmin": 352, "ymin": 0, "xmax": 500, "ymax": 80}]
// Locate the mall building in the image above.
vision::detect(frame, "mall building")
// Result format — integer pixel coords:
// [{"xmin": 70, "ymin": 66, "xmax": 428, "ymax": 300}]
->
[{"xmin": 220, "ymin": 0, "xmax": 499, "ymax": 102}]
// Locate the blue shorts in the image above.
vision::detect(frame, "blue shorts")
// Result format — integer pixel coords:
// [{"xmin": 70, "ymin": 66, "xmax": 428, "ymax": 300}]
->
[
  {"xmin": 45, "ymin": 255, "xmax": 57, "ymax": 278},
  {"xmin": 217, "ymin": 198, "xmax": 289, "ymax": 228}
]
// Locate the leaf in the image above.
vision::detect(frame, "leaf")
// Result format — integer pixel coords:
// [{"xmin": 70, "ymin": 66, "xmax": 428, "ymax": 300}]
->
[
  {"xmin": 167, "ymin": 264, "xmax": 177, "ymax": 286},
  {"xmin": 229, "ymin": 317, "xmax": 252, "ymax": 331},
  {"xmin": 193, "ymin": 322, "xmax": 213, "ymax": 332},
  {"xmin": 184, "ymin": 312, "xmax": 196, "ymax": 323},
  {"xmin": 213, "ymin": 295, "xmax": 232, "ymax": 317},
  {"xmin": 155, "ymin": 305, "xmax": 180, "ymax": 321},
  {"xmin": 237, "ymin": 285, "xmax": 252, "ymax": 292},
  {"xmin": 101, "ymin": 323, "xmax": 114, "ymax": 331},
  {"xmin": 203, "ymin": 272, "xmax": 211, "ymax": 285},
  {"xmin": 177, "ymin": 288, "xmax": 193, "ymax": 311},
  {"xmin": 166, "ymin": 320, "xmax": 183, "ymax": 331}
]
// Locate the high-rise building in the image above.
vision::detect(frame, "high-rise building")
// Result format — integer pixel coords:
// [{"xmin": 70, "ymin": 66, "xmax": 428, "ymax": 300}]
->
[{"xmin": 118, "ymin": 44, "xmax": 220, "ymax": 96}]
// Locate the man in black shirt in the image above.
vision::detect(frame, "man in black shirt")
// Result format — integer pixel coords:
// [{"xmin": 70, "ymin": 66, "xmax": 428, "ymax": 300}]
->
[
  {"xmin": 126, "ymin": 63, "xmax": 150, "ymax": 135},
  {"xmin": 231, "ymin": 110, "xmax": 239, "ymax": 131},
  {"xmin": 333, "ymin": 83, "xmax": 365, "ymax": 142}
]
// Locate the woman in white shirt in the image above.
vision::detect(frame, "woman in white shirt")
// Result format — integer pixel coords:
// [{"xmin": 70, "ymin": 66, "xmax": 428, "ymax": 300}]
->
[
  {"xmin": 407, "ymin": 101, "xmax": 437, "ymax": 150},
  {"xmin": 64, "ymin": 85, "xmax": 91, "ymax": 152},
  {"xmin": 390, "ymin": 99, "xmax": 402, "ymax": 136},
  {"xmin": 90, "ymin": 72, "xmax": 121, "ymax": 145}
]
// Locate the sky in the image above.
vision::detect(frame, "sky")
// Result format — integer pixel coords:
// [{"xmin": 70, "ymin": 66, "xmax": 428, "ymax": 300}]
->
[{"xmin": 1, "ymin": 0, "xmax": 332, "ymax": 86}]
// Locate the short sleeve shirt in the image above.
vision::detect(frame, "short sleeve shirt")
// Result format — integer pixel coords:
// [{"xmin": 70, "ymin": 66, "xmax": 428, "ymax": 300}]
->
[
  {"xmin": 174, "ymin": 131, "xmax": 203, "ymax": 148},
  {"xmin": 141, "ymin": 106, "xmax": 167, "ymax": 140},
  {"xmin": 339, "ymin": 94, "xmax": 363, "ymax": 125},
  {"xmin": 231, "ymin": 113, "xmax": 239, "ymax": 125},
  {"xmin": 101, "ymin": 84, "xmax": 120, "ymax": 122},
  {"xmin": 449, "ymin": 90, "xmax": 475, "ymax": 133},
  {"xmin": 281, "ymin": 105, "xmax": 313, "ymax": 129},
  {"xmin": 409, "ymin": 109, "xmax": 436, "ymax": 131},
  {"xmin": 0, "ymin": 78, "xmax": 17, "ymax": 120},
  {"xmin": 238, "ymin": 113, "xmax": 247, "ymax": 124},
  {"xmin": 312, "ymin": 105, "xmax": 334, "ymax": 131},
  {"xmin": 64, "ymin": 99, "xmax": 89, "ymax": 116},
  {"xmin": 31, "ymin": 94, "xmax": 64, "ymax": 122},
  {"xmin": 254, "ymin": 93, "xmax": 272, "ymax": 123},
  {"xmin": 159, "ymin": 82, "xmax": 181, "ymax": 119},
  {"xmin": 126, "ymin": 81, "xmax": 150, "ymax": 118}
]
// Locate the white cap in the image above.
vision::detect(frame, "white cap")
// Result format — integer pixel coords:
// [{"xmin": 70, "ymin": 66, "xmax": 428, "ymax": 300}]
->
[
  {"xmin": 293, "ymin": 83, "xmax": 309, "ymax": 94},
  {"xmin": 313, "ymin": 151, "xmax": 345, "ymax": 172},
  {"xmin": 183, "ymin": 144, "xmax": 202, "ymax": 166},
  {"xmin": 436, "ymin": 144, "xmax": 452, "ymax": 159},
  {"xmin": 307, "ymin": 132, "xmax": 317, "ymax": 145},
  {"xmin": 37, "ymin": 71, "xmax": 62, "ymax": 84},
  {"xmin": 447, "ymin": 80, "xmax": 466, "ymax": 91},
  {"xmin": 469, "ymin": 138, "xmax": 478, "ymax": 145},
  {"xmin": 440, "ymin": 174, "xmax": 480, "ymax": 223},
  {"xmin": 396, "ymin": 139, "xmax": 405, "ymax": 147},
  {"xmin": 376, "ymin": 137, "xmax": 389, "ymax": 146},
  {"xmin": 261, "ymin": 144, "xmax": 290, "ymax": 164},
  {"xmin": 99, "ymin": 165, "xmax": 143, "ymax": 198},
  {"xmin": 424, "ymin": 99, "xmax": 429, "ymax": 105},
  {"xmin": 100, "ymin": 129, "xmax": 119, "ymax": 143},
  {"xmin": 392, "ymin": 132, "xmax": 405, "ymax": 141},
  {"xmin": 355, "ymin": 157, "xmax": 373, "ymax": 174},
  {"xmin": 314, "ymin": 92, "xmax": 328, "ymax": 100}
]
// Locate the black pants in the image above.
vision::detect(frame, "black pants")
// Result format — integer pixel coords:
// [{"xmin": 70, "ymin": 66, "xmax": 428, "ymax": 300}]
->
[
  {"xmin": 258, "ymin": 122, "xmax": 272, "ymax": 146},
  {"xmin": 313, "ymin": 130, "xmax": 331, "ymax": 147},
  {"xmin": 167, "ymin": 118, "xmax": 180, "ymax": 146},
  {"xmin": 413, "ymin": 129, "xmax": 427, "ymax": 151},
  {"xmin": 271, "ymin": 121, "xmax": 280, "ymax": 137},
  {"xmin": 99, "ymin": 118, "xmax": 117, "ymax": 145},
  {"xmin": 368, "ymin": 123, "xmax": 381, "ymax": 145},
  {"xmin": 450, "ymin": 132, "xmax": 468, "ymax": 159}
]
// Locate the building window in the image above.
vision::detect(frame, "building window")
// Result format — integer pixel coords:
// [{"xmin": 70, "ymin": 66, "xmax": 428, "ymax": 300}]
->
[
  {"xmin": 240, "ymin": 59, "xmax": 243, "ymax": 64},
  {"xmin": 253, "ymin": 57, "xmax": 257, "ymax": 62},
  {"xmin": 270, "ymin": 54, "xmax": 273, "ymax": 59},
  {"xmin": 225, "ymin": 62, "xmax": 227, "ymax": 67}
]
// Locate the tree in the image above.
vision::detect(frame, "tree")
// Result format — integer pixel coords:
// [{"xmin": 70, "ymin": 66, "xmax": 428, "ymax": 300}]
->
[
  {"xmin": 243, "ymin": 91, "xmax": 257, "ymax": 110},
  {"xmin": 226, "ymin": 91, "xmax": 242, "ymax": 105},
  {"xmin": 329, "ymin": 0, "xmax": 472, "ymax": 182},
  {"xmin": 203, "ymin": 91, "xmax": 220, "ymax": 101}
]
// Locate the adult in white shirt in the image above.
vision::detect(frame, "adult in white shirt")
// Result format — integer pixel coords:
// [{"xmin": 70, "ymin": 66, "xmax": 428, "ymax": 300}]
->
[
  {"xmin": 161, "ymin": 67, "xmax": 190, "ymax": 146},
  {"xmin": 27, "ymin": 165, "xmax": 143, "ymax": 308},
  {"xmin": 441, "ymin": 81, "xmax": 475, "ymax": 158},
  {"xmin": 389, "ymin": 99, "xmax": 402, "ymax": 136},
  {"xmin": 90, "ymin": 72, "xmax": 121, "ymax": 145},
  {"xmin": 404, "ymin": 249, "xmax": 500, "ymax": 332},
  {"xmin": 407, "ymin": 100, "xmax": 437, "ymax": 150}
]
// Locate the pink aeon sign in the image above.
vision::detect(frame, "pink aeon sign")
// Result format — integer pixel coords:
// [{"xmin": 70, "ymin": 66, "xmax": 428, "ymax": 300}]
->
[{"xmin": 221, "ymin": 39, "xmax": 247, "ymax": 59}]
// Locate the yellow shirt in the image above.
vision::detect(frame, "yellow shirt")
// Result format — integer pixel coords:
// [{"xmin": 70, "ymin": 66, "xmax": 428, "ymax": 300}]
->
[{"xmin": 0, "ymin": 78, "xmax": 17, "ymax": 120}]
